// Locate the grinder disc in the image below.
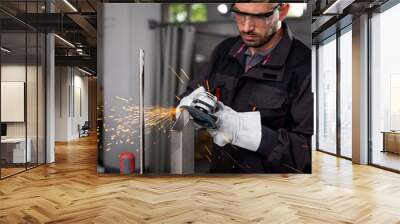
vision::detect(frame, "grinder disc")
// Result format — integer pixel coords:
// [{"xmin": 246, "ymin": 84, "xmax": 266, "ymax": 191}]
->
[{"xmin": 180, "ymin": 106, "xmax": 218, "ymax": 129}]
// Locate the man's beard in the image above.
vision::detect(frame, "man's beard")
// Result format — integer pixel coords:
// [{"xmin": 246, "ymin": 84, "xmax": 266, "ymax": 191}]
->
[{"xmin": 241, "ymin": 31, "xmax": 275, "ymax": 48}]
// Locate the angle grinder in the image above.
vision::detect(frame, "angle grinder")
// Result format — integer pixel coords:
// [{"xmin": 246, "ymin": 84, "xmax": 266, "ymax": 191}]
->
[{"xmin": 180, "ymin": 91, "xmax": 219, "ymax": 129}]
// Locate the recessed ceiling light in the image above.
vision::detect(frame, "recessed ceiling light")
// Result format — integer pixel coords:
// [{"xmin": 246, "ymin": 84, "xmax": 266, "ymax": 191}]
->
[
  {"xmin": 78, "ymin": 67, "xmax": 92, "ymax": 76},
  {"xmin": 63, "ymin": 0, "xmax": 78, "ymax": 12},
  {"xmin": 54, "ymin": 34, "xmax": 75, "ymax": 48},
  {"xmin": 322, "ymin": 0, "xmax": 353, "ymax": 15},
  {"xmin": 1, "ymin": 47, "xmax": 11, "ymax": 53}
]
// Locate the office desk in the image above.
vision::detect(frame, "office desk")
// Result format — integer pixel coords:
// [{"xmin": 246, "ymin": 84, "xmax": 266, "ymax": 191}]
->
[
  {"xmin": 1, "ymin": 138, "xmax": 31, "ymax": 163},
  {"xmin": 382, "ymin": 131, "xmax": 400, "ymax": 154}
]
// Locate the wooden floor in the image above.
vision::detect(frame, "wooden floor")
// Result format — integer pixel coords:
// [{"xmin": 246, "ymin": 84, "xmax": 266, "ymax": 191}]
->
[
  {"xmin": 1, "ymin": 163, "xmax": 44, "ymax": 178},
  {"xmin": 1, "ymin": 167, "xmax": 26, "ymax": 178},
  {"xmin": 372, "ymin": 150, "xmax": 400, "ymax": 171},
  {"xmin": 1, "ymin": 136, "xmax": 400, "ymax": 223}
]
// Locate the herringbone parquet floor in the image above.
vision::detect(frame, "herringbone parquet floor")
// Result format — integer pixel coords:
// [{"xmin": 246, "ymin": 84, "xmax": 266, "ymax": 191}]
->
[{"xmin": 1, "ymin": 136, "xmax": 400, "ymax": 223}]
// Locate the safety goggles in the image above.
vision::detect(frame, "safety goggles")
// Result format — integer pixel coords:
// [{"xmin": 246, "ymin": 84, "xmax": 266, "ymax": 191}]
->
[{"xmin": 230, "ymin": 4, "xmax": 281, "ymax": 26}]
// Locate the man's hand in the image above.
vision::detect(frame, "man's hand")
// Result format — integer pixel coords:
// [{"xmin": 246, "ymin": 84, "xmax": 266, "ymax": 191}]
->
[
  {"xmin": 175, "ymin": 86, "xmax": 206, "ymax": 119},
  {"xmin": 208, "ymin": 102, "xmax": 262, "ymax": 151}
]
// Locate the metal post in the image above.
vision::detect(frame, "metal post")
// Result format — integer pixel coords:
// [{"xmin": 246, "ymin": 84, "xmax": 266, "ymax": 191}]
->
[
  {"xmin": 139, "ymin": 49, "xmax": 145, "ymax": 174},
  {"xmin": 171, "ymin": 110, "xmax": 195, "ymax": 174}
]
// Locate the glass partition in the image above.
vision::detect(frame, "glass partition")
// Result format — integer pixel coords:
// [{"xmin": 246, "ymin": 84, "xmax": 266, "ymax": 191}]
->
[
  {"xmin": 371, "ymin": 3, "xmax": 400, "ymax": 171},
  {"xmin": 339, "ymin": 28, "xmax": 352, "ymax": 158},
  {"xmin": 0, "ymin": 1, "xmax": 46, "ymax": 179},
  {"xmin": 27, "ymin": 30, "xmax": 38, "ymax": 169},
  {"xmin": 1, "ymin": 30, "xmax": 28, "ymax": 177},
  {"xmin": 317, "ymin": 36, "xmax": 337, "ymax": 155},
  {"xmin": 38, "ymin": 32, "xmax": 45, "ymax": 165}
]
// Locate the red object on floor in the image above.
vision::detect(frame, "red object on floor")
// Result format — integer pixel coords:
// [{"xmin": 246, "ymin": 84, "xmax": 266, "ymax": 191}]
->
[{"xmin": 119, "ymin": 152, "xmax": 135, "ymax": 174}]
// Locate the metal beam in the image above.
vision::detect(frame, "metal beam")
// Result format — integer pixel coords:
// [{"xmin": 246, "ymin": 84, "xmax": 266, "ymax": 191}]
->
[
  {"xmin": 13, "ymin": 13, "xmax": 82, "ymax": 32},
  {"xmin": 323, "ymin": 0, "xmax": 356, "ymax": 15},
  {"xmin": 67, "ymin": 13, "xmax": 97, "ymax": 39},
  {"xmin": 312, "ymin": 15, "xmax": 335, "ymax": 33},
  {"xmin": 55, "ymin": 55, "xmax": 96, "ymax": 69}
]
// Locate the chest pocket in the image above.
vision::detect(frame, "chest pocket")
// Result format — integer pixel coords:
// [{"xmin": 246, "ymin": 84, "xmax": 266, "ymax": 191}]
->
[
  {"xmin": 249, "ymin": 85, "xmax": 288, "ymax": 129},
  {"xmin": 211, "ymin": 72, "xmax": 237, "ymax": 104}
]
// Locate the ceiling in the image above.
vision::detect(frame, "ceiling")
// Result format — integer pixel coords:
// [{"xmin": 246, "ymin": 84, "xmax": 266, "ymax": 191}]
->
[
  {"xmin": 1, "ymin": 0, "xmax": 97, "ymax": 73},
  {"xmin": 0, "ymin": 0, "xmax": 395, "ymax": 74}
]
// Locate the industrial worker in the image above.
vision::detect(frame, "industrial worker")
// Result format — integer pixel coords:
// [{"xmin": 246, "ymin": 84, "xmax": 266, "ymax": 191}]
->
[{"xmin": 176, "ymin": 3, "xmax": 313, "ymax": 173}]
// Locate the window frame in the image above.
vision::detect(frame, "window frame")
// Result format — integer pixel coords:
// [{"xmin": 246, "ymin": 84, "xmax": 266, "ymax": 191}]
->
[
  {"xmin": 315, "ymin": 23, "xmax": 353, "ymax": 161},
  {"xmin": 367, "ymin": 0, "xmax": 400, "ymax": 173}
]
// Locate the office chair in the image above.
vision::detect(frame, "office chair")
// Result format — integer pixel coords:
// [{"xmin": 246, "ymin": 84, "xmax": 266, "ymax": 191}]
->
[{"xmin": 79, "ymin": 121, "xmax": 90, "ymax": 138}]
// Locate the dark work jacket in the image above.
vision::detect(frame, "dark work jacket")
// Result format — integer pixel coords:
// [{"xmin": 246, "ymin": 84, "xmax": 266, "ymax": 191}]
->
[{"xmin": 179, "ymin": 24, "xmax": 313, "ymax": 173}]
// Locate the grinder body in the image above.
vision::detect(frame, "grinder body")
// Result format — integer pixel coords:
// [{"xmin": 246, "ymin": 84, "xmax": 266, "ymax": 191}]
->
[{"xmin": 181, "ymin": 91, "xmax": 219, "ymax": 129}]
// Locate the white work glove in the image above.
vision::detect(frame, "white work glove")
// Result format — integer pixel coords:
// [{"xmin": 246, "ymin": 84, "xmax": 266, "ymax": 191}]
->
[
  {"xmin": 175, "ymin": 86, "xmax": 206, "ymax": 119},
  {"xmin": 208, "ymin": 102, "xmax": 262, "ymax": 152}
]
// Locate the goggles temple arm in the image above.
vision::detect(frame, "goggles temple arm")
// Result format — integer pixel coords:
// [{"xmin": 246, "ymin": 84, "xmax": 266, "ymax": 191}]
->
[{"xmin": 230, "ymin": 3, "xmax": 282, "ymax": 17}]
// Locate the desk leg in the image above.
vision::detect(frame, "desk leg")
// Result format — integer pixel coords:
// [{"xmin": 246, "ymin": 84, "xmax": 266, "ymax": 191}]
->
[{"xmin": 382, "ymin": 133, "xmax": 386, "ymax": 153}]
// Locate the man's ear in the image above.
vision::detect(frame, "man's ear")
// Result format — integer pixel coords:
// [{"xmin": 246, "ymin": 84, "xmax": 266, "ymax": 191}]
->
[{"xmin": 279, "ymin": 3, "xmax": 290, "ymax": 21}]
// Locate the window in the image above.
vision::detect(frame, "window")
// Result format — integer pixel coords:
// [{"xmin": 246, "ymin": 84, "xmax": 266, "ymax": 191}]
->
[
  {"xmin": 339, "ymin": 28, "xmax": 352, "ymax": 158},
  {"xmin": 317, "ymin": 36, "xmax": 337, "ymax": 154},
  {"xmin": 190, "ymin": 4, "xmax": 207, "ymax": 22},
  {"xmin": 168, "ymin": 3, "xmax": 208, "ymax": 23},
  {"xmin": 371, "ymin": 3, "xmax": 400, "ymax": 171},
  {"xmin": 169, "ymin": 4, "xmax": 188, "ymax": 23}
]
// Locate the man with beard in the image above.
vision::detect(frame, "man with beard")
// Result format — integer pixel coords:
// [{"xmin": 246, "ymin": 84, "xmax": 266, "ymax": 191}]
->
[{"xmin": 176, "ymin": 3, "xmax": 313, "ymax": 173}]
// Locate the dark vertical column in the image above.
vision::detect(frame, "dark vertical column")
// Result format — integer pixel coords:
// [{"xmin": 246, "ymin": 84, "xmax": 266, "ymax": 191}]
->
[
  {"xmin": 336, "ymin": 28, "xmax": 341, "ymax": 157},
  {"xmin": 25, "ymin": 0, "xmax": 28, "ymax": 171},
  {"xmin": 367, "ymin": 12, "xmax": 373, "ymax": 165},
  {"xmin": 316, "ymin": 44, "xmax": 319, "ymax": 151},
  {"xmin": 36, "ymin": 0, "xmax": 39, "ymax": 167},
  {"xmin": 139, "ymin": 49, "xmax": 145, "ymax": 174}
]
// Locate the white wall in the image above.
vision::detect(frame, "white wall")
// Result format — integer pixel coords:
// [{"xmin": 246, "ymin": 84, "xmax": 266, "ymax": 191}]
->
[
  {"xmin": 55, "ymin": 67, "xmax": 89, "ymax": 141},
  {"xmin": 1, "ymin": 65, "xmax": 38, "ymax": 138},
  {"xmin": 1, "ymin": 64, "xmax": 46, "ymax": 164},
  {"xmin": 55, "ymin": 67, "xmax": 68, "ymax": 141},
  {"xmin": 100, "ymin": 3, "xmax": 161, "ymax": 172},
  {"xmin": 1, "ymin": 65, "xmax": 27, "ymax": 140}
]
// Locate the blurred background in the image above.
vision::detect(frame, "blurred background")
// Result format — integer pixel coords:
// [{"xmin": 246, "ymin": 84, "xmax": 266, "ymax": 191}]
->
[{"xmin": 98, "ymin": 3, "xmax": 311, "ymax": 173}]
